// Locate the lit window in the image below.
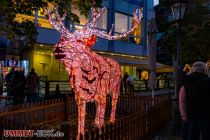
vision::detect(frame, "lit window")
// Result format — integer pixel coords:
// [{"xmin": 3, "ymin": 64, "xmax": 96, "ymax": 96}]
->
[
  {"xmin": 72, "ymin": 8, "xmax": 89, "ymax": 25},
  {"xmin": 37, "ymin": 18, "xmax": 53, "ymax": 29},
  {"xmin": 115, "ymin": 12, "xmax": 128, "ymax": 33},
  {"xmin": 115, "ymin": 12, "xmax": 141, "ymax": 44},
  {"xmin": 130, "ymin": 17, "xmax": 141, "ymax": 44},
  {"xmin": 141, "ymin": 70, "xmax": 148, "ymax": 80},
  {"xmin": 38, "ymin": 8, "xmax": 46, "ymax": 17},
  {"xmin": 94, "ymin": 9, "xmax": 107, "ymax": 30},
  {"xmin": 15, "ymin": 14, "xmax": 35, "ymax": 23},
  {"xmin": 37, "ymin": 8, "xmax": 53, "ymax": 29}
]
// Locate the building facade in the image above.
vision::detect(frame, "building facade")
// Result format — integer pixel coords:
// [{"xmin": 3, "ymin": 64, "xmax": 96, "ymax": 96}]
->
[{"xmin": 1, "ymin": 0, "xmax": 172, "ymax": 80}]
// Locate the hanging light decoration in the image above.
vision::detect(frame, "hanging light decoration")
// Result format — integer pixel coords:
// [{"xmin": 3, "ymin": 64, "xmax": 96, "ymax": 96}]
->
[{"xmin": 47, "ymin": 2, "xmax": 142, "ymax": 139}]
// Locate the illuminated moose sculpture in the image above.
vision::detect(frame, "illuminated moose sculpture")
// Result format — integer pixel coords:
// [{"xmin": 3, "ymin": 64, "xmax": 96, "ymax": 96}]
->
[{"xmin": 47, "ymin": 3, "xmax": 142, "ymax": 138}]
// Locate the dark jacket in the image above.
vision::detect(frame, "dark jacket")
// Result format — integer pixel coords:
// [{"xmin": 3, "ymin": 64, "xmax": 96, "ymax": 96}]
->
[
  {"xmin": 10, "ymin": 71, "xmax": 26, "ymax": 98},
  {"xmin": 183, "ymin": 72, "xmax": 210, "ymax": 121},
  {"xmin": 26, "ymin": 72, "xmax": 39, "ymax": 93}
]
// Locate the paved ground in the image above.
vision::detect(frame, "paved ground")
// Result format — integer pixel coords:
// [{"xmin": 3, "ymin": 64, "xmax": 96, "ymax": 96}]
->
[{"xmin": 154, "ymin": 122, "xmax": 182, "ymax": 140}]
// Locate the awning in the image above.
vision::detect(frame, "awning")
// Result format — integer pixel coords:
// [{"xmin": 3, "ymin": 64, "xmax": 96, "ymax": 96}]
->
[{"xmin": 96, "ymin": 51, "xmax": 173, "ymax": 73}]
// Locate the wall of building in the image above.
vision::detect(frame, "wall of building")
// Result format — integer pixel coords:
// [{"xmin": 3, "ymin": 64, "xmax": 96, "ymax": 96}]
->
[
  {"xmin": 11, "ymin": 0, "xmax": 157, "ymax": 81},
  {"xmin": 31, "ymin": 45, "xmax": 69, "ymax": 81}
]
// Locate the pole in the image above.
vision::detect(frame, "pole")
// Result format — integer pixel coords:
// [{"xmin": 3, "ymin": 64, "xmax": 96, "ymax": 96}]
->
[
  {"xmin": 107, "ymin": 0, "xmax": 115, "ymax": 52},
  {"xmin": 176, "ymin": 21, "xmax": 181, "ymax": 97},
  {"xmin": 143, "ymin": 0, "xmax": 147, "ymax": 55},
  {"xmin": 175, "ymin": 1, "xmax": 183, "ymax": 98},
  {"xmin": 173, "ymin": 3, "xmax": 182, "ymax": 133},
  {"xmin": 148, "ymin": 20, "xmax": 157, "ymax": 88},
  {"xmin": 148, "ymin": 20, "xmax": 157, "ymax": 105}
]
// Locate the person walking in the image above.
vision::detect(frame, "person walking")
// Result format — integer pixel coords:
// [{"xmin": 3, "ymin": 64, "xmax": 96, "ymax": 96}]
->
[
  {"xmin": 179, "ymin": 61, "xmax": 210, "ymax": 140},
  {"xmin": 123, "ymin": 72, "xmax": 129, "ymax": 94},
  {"xmin": 126, "ymin": 75, "xmax": 134, "ymax": 95},
  {"xmin": 26, "ymin": 68, "xmax": 39, "ymax": 103}
]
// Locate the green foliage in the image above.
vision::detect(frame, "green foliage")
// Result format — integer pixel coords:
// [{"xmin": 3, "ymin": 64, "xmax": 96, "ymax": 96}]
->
[
  {"xmin": 155, "ymin": 1, "xmax": 210, "ymax": 64},
  {"xmin": 0, "ymin": 0, "xmax": 102, "ymax": 47}
]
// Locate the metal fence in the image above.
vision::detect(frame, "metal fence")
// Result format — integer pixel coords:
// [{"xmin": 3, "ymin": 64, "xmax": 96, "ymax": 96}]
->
[{"xmin": 38, "ymin": 78, "xmax": 174, "ymax": 98}]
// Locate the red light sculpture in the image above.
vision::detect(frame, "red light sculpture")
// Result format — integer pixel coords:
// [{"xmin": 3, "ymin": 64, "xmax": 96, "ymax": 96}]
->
[{"xmin": 47, "ymin": 3, "xmax": 142, "ymax": 139}]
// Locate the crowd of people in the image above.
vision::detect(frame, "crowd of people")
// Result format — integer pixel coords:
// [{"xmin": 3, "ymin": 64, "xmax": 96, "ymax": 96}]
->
[{"xmin": 0, "ymin": 67, "xmax": 39, "ymax": 105}]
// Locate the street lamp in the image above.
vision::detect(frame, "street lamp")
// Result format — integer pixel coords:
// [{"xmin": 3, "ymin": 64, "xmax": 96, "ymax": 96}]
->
[
  {"xmin": 171, "ymin": 0, "xmax": 188, "ymax": 98},
  {"xmin": 171, "ymin": 0, "xmax": 188, "ymax": 134}
]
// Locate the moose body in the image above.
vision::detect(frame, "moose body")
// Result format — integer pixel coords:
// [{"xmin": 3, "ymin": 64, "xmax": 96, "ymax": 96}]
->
[
  {"xmin": 47, "ymin": 3, "xmax": 142, "ymax": 139},
  {"xmin": 62, "ymin": 40, "xmax": 121, "ymax": 134},
  {"xmin": 55, "ymin": 37, "xmax": 121, "ymax": 136},
  {"xmin": 70, "ymin": 51, "xmax": 121, "ymax": 133}
]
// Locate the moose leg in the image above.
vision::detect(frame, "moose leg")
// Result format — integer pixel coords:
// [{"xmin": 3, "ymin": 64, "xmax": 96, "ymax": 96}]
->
[
  {"xmin": 110, "ymin": 85, "xmax": 120, "ymax": 123},
  {"xmin": 95, "ymin": 99, "xmax": 106, "ymax": 134},
  {"xmin": 77, "ymin": 100, "xmax": 86, "ymax": 140}
]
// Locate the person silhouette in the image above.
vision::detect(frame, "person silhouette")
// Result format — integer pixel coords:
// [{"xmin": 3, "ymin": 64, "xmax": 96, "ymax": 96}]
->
[
  {"xmin": 123, "ymin": 72, "xmax": 129, "ymax": 94},
  {"xmin": 26, "ymin": 68, "xmax": 39, "ymax": 103},
  {"xmin": 179, "ymin": 61, "xmax": 210, "ymax": 140},
  {"xmin": 5, "ymin": 67, "xmax": 15, "ymax": 96}
]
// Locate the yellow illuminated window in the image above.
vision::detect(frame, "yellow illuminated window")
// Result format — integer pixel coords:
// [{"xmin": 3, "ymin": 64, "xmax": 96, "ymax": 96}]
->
[
  {"xmin": 37, "ymin": 8, "xmax": 53, "ymax": 29},
  {"xmin": 38, "ymin": 8, "xmax": 46, "ymax": 17},
  {"xmin": 141, "ymin": 70, "xmax": 148, "ymax": 80},
  {"xmin": 14, "ymin": 14, "xmax": 35, "ymax": 23},
  {"xmin": 130, "ymin": 18, "xmax": 141, "ymax": 44},
  {"xmin": 72, "ymin": 8, "xmax": 89, "ymax": 25},
  {"xmin": 37, "ymin": 18, "xmax": 53, "ymax": 29}
]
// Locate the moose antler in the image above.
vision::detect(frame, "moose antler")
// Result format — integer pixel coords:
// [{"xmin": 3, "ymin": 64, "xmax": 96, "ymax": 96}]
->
[
  {"xmin": 84, "ymin": 7, "xmax": 107, "ymax": 28},
  {"xmin": 47, "ymin": 3, "xmax": 142, "ymax": 44},
  {"xmin": 92, "ymin": 8, "xmax": 143, "ymax": 40},
  {"xmin": 47, "ymin": 3, "xmax": 76, "ymax": 39}
]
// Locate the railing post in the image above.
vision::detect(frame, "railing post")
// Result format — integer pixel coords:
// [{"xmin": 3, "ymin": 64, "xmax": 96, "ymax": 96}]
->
[
  {"xmin": 167, "ymin": 79, "xmax": 169, "ymax": 89},
  {"xmin": 156, "ymin": 79, "xmax": 159, "ymax": 89},
  {"xmin": 65, "ymin": 94, "xmax": 70, "ymax": 121},
  {"xmin": 45, "ymin": 81, "xmax": 49, "ymax": 98},
  {"xmin": 55, "ymin": 84, "xmax": 60, "ymax": 95},
  {"xmin": 145, "ymin": 80, "xmax": 148, "ymax": 90}
]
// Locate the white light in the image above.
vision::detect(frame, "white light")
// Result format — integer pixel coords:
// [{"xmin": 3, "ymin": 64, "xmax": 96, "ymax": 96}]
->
[{"xmin": 154, "ymin": 0, "xmax": 159, "ymax": 6}]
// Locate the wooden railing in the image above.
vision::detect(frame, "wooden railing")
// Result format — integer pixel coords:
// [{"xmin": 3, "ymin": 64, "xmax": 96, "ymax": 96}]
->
[
  {"xmin": 0, "ymin": 95, "xmax": 172, "ymax": 140},
  {"xmin": 0, "ymin": 98, "xmax": 65, "ymax": 129}
]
